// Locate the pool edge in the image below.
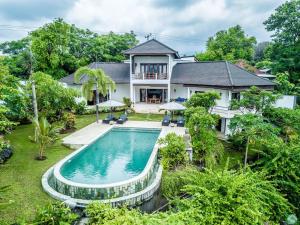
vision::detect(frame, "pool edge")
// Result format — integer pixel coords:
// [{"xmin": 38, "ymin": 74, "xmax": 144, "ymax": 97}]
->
[{"xmin": 42, "ymin": 165, "xmax": 163, "ymax": 208}]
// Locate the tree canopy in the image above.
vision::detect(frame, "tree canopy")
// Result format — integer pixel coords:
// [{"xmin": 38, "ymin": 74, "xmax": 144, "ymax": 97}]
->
[
  {"xmin": 263, "ymin": 0, "xmax": 300, "ymax": 84},
  {"xmin": 0, "ymin": 18, "xmax": 138, "ymax": 79},
  {"xmin": 196, "ymin": 25, "xmax": 257, "ymax": 62}
]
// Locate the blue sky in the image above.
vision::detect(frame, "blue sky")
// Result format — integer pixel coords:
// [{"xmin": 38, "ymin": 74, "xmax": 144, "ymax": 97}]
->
[{"xmin": 0, "ymin": 0, "xmax": 285, "ymax": 55}]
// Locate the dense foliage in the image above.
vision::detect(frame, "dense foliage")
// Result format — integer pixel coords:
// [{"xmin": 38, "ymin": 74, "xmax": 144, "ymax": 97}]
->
[
  {"xmin": 0, "ymin": 61, "xmax": 30, "ymax": 122},
  {"xmin": 196, "ymin": 25, "xmax": 257, "ymax": 61},
  {"xmin": 229, "ymin": 114, "xmax": 280, "ymax": 167},
  {"xmin": 185, "ymin": 107, "xmax": 223, "ymax": 168},
  {"xmin": 254, "ymin": 141, "xmax": 300, "ymax": 216},
  {"xmin": 0, "ymin": 19, "xmax": 138, "ymax": 79},
  {"xmin": 29, "ymin": 72, "xmax": 79, "ymax": 121},
  {"xmin": 230, "ymin": 86, "xmax": 279, "ymax": 114},
  {"xmin": 86, "ymin": 167, "xmax": 291, "ymax": 225},
  {"xmin": 158, "ymin": 133, "xmax": 187, "ymax": 170},
  {"xmin": 185, "ymin": 91, "xmax": 220, "ymax": 111},
  {"xmin": 263, "ymin": 0, "xmax": 300, "ymax": 85},
  {"xmin": 264, "ymin": 107, "xmax": 300, "ymax": 143},
  {"xmin": 33, "ymin": 202, "xmax": 78, "ymax": 225}
]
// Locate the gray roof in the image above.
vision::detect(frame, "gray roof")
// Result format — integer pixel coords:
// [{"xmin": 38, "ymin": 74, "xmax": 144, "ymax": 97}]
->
[
  {"xmin": 171, "ymin": 61, "xmax": 275, "ymax": 88},
  {"xmin": 60, "ymin": 62, "xmax": 130, "ymax": 84},
  {"xmin": 123, "ymin": 39, "xmax": 180, "ymax": 58}
]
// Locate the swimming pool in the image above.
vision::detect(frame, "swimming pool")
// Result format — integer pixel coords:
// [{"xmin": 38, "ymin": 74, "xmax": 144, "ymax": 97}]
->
[
  {"xmin": 60, "ymin": 128, "xmax": 161, "ymax": 184},
  {"xmin": 43, "ymin": 127, "xmax": 162, "ymax": 206}
]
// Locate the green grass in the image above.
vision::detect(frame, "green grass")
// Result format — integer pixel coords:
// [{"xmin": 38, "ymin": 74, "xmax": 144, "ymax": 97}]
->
[{"xmin": 0, "ymin": 113, "xmax": 163, "ymax": 224}]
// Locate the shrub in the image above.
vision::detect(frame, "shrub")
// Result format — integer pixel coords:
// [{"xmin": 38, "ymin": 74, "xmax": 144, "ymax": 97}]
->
[
  {"xmin": 0, "ymin": 140, "xmax": 13, "ymax": 164},
  {"xmin": 74, "ymin": 101, "xmax": 87, "ymax": 115},
  {"xmin": 63, "ymin": 112, "xmax": 76, "ymax": 130},
  {"xmin": 33, "ymin": 202, "xmax": 78, "ymax": 225},
  {"xmin": 123, "ymin": 97, "xmax": 132, "ymax": 108},
  {"xmin": 158, "ymin": 133, "xmax": 187, "ymax": 170}
]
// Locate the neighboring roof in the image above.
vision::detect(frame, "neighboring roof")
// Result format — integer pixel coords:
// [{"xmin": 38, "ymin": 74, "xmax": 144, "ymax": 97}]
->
[
  {"xmin": 123, "ymin": 39, "xmax": 180, "ymax": 58},
  {"xmin": 60, "ymin": 62, "xmax": 130, "ymax": 85},
  {"xmin": 171, "ymin": 61, "xmax": 275, "ymax": 88}
]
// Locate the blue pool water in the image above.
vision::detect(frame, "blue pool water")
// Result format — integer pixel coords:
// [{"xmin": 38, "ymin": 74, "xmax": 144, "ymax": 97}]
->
[{"xmin": 60, "ymin": 128, "xmax": 161, "ymax": 185}]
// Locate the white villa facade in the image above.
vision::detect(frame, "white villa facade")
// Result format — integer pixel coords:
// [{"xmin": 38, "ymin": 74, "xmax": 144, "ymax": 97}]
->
[{"xmin": 61, "ymin": 39, "xmax": 296, "ymax": 136}]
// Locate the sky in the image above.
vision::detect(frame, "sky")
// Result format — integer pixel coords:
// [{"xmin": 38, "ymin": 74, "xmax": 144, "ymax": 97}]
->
[{"xmin": 0, "ymin": 0, "xmax": 285, "ymax": 55}]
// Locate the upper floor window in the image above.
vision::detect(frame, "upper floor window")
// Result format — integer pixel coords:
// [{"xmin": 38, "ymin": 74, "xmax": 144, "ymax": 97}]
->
[{"xmin": 140, "ymin": 63, "xmax": 167, "ymax": 74}]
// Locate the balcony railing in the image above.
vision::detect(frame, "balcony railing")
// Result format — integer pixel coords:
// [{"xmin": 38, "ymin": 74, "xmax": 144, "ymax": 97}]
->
[{"xmin": 131, "ymin": 73, "xmax": 168, "ymax": 80}]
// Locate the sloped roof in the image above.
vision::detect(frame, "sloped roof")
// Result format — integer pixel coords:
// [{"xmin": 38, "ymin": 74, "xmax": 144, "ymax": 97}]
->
[
  {"xmin": 171, "ymin": 61, "xmax": 275, "ymax": 88},
  {"xmin": 123, "ymin": 39, "xmax": 180, "ymax": 58},
  {"xmin": 60, "ymin": 62, "xmax": 130, "ymax": 84}
]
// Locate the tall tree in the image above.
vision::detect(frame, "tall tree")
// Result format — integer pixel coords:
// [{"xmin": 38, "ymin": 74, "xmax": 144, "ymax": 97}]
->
[
  {"xmin": 196, "ymin": 25, "xmax": 257, "ymax": 62},
  {"xmin": 74, "ymin": 67, "xmax": 115, "ymax": 123},
  {"xmin": 264, "ymin": 0, "xmax": 300, "ymax": 84},
  {"xmin": 229, "ymin": 114, "xmax": 280, "ymax": 167},
  {"xmin": 230, "ymin": 86, "xmax": 279, "ymax": 114}
]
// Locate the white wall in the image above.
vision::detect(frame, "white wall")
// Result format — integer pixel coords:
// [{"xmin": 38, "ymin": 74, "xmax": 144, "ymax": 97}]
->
[
  {"xmin": 111, "ymin": 84, "xmax": 130, "ymax": 102},
  {"xmin": 273, "ymin": 95, "xmax": 296, "ymax": 109},
  {"xmin": 170, "ymin": 84, "xmax": 188, "ymax": 99}
]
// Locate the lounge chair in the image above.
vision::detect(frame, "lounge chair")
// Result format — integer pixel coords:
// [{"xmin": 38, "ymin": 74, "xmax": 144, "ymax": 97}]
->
[
  {"xmin": 116, "ymin": 114, "xmax": 128, "ymax": 124},
  {"xmin": 162, "ymin": 115, "xmax": 170, "ymax": 126},
  {"xmin": 103, "ymin": 114, "xmax": 115, "ymax": 124},
  {"xmin": 177, "ymin": 116, "xmax": 185, "ymax": 127}
]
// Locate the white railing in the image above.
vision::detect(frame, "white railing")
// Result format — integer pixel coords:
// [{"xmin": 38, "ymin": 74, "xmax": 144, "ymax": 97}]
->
[{"xmin": 131, "ymin": 73, "xmax": 168, "ymax": 80}]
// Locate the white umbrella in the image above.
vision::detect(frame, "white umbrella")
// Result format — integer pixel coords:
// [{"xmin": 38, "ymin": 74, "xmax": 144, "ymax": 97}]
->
[
  {"xmin": 98, "ymin": 100, "xmax": 125, "ymax": 116},
  {"xmin": 98, "ymin": 100, "xmax": 125, "ymax": 108},
  {"xmin": 159, "ymin": 102, "xmax": 186, "ymax": 111},
  {"xmin": 159, "ymin": 102, "xmax": 186, "ymax": 121}
]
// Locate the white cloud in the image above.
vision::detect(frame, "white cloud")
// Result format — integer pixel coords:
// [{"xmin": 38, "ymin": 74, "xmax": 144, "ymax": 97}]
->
[{"xmin": 0, "ymin": 0, "xmax": 286, "ymax": 54}]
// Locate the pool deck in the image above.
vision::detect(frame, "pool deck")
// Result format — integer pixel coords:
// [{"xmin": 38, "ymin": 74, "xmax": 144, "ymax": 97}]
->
[{"xmin": 62, "ymin": 120, "xmax": 186, "ymax": 149}]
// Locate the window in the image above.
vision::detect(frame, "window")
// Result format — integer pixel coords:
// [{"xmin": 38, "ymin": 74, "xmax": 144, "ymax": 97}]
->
[
  {"xmin": 140, "ymin": 63, "xmax": 167, "ymax": 74},
  {"xmin": 231, "ymin": 92, "xmax": 240, "ymax": 100}
]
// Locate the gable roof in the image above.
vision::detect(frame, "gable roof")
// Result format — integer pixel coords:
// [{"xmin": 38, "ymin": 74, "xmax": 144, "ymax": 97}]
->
[
  {"xmin": 60, "ymin": 62, "xmax": 130, "ymax": 85},
  {"xmin": 123, "ymin": 39, "xmax": 180, "ymax": 58},
  {"xmin": 171, "ymin": 61, "xmax": 275, "ymax": 88}
]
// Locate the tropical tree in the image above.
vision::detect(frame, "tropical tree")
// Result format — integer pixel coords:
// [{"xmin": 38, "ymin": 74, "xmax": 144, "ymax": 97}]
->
[
  {"xmin": 32, "ymin": 117, "xmax": 57, "ymax": 160},
  {"xmin": 229, "ymin": 114, "xmax": 280, "ymax": 167},
  {"xmin": 74, "ymin": 67, "xmax": 115, "ymax": 123},
  {"xmin": 255, "ymin": 141, "xmax": 300, "ymax": 216},
  {"xmin": 185, "ymin": 91, "xmax": 220, "ymax": 111},
  {"xmin": 28, "ymin": 72, "xmax": 78, "ymax": 122},
  {"xmin": 263, "ymin": 0, "xmax": 300, "ymax": 84},
  {"xmin": 274, "ymin": 72, "xmax": 299, "ymax": 95},
  {"xmin": 196, "ymin": 25, "xmax": 257, "ymax": 61},
  {"xmin": 264, "ymin": 107, "xmax": 300, "ymax": 143},
  {"xmin": 158, "ymin": 133, "xmax": 187, "ymax": 170},
  {"xmin": 185, "ymin": 107, "xmax": 223, "ymax": 168},
  {"xmin": 230, "ymin": 86, "xmax": 279, "ymax": 114}
]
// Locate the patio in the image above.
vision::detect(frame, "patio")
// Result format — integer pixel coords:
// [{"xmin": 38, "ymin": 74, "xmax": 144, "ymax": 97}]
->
[{"xmin": 133, "ymin": 103, "xmax": 164, "ymax": 114}]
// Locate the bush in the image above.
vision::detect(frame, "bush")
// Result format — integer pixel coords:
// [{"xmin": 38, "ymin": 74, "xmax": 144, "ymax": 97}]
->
[
  {"xmin": 74, "ymin": 101, "xmax": 87, "ymax": 115},
  {"xmin": 0, "ymin": 140, "xmax": 13, "ymax": 164},
  {"xmin": 63, "ymin": 112, "xmax": 76, "ymax": 130},
  {"xmin": 123, "ymin": 97, "xmax": 132, "ymax": 108},
  {"xmin": 158, "ymin": 133, "xmax": 188, "ymax": 170},
  {"xmin": 33, "ymin": 202, "xmax": 78, "ymax": 225}
]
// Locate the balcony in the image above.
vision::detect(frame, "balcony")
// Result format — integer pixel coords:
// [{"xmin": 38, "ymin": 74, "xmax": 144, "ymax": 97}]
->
[{"xmin": 131, "ymin": 73, "xmax": 168, "ymax": 80}]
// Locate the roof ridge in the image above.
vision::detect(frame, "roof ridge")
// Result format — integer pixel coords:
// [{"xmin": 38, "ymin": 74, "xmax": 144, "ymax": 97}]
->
[
  {"xmin": 175, "ymin": 60, "xmax": 227, "ymax": 65},
  {"xmin": 229, "ymin": 62, "xmax": 276, "ymax": 85},
  {"xmin": 225, "ymin": 61, "xmax": 234, "ymax": 86}
]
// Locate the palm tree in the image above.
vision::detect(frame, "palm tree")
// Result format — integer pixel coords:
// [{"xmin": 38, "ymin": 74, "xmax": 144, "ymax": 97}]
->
[
  {"xmin": 74, "ymin": 66, "xmax": 115, "ymax": 123},
  {"xmin": 33, "ymin": 117, "xmax": 57, "ymax": 160}
]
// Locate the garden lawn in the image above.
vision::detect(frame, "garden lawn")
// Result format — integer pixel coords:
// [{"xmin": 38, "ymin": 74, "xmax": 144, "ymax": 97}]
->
[{"xmin": 0, "ymin": 113, "xmax": 163, "ymax": 224}]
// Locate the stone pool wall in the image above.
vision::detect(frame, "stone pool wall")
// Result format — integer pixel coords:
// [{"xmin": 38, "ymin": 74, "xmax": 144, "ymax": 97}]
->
[{"xmin": 49, "ymin": 156, "xmax": 159, "ymax": 200}]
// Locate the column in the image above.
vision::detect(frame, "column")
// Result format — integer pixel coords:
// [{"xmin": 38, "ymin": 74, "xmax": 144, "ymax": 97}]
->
[
  {"xmin": 187, "ymin": 87, "xmax": 190, "ymax": 99},
  {"xmin": 167, "ymin": 83, "xmax": 171, "ymax": 102}
]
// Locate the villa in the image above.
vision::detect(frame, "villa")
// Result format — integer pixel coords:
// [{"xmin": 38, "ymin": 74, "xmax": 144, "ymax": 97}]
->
[{"xmin": 61, "ymin": 39, "xmax": 296, "ymax": 136}]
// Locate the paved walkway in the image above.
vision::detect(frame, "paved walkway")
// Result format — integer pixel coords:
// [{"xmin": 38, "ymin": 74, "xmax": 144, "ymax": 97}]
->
[{"xmin": 63, "ymin": 120, "xmax": 186, "ymax": 149}]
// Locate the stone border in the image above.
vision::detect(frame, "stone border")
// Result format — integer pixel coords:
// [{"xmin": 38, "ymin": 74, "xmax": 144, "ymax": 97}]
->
[{"xmin": 42, "ymin": 165, "xmax": 163, "ymax": 207}]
